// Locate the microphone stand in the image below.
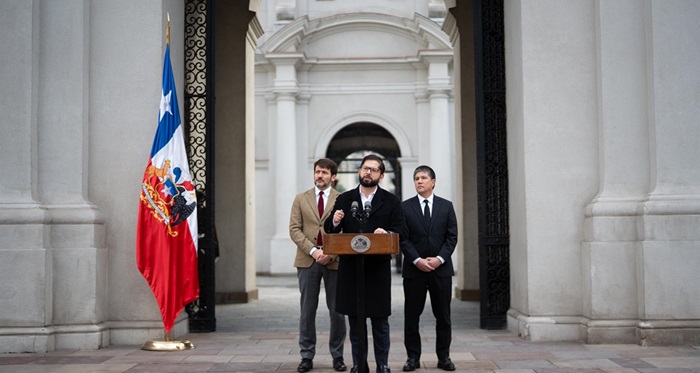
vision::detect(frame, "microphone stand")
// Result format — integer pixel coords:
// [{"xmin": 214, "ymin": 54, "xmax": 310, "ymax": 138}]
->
[{"xmin": 353, "ymin": 208, "xmax": 369, "ymax": 373}]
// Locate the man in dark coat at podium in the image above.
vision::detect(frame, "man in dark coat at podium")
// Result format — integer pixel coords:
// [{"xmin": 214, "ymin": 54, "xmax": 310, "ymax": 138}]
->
[{"xmin": 324, "ymin": 154, "xmax": 407, "ymax": 373}]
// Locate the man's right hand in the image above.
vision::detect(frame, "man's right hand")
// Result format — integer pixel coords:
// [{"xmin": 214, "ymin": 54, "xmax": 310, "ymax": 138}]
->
[
  {"xmin": 313, "ymin": 249, "xmax": 331, "ymax": 265},
  {"xmin": 332, "ymin": 210, "xmax": 344, "ymax": 225}
]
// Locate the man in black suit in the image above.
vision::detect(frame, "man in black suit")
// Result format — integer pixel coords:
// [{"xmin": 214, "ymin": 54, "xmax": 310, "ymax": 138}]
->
[
  {"xmin": 324, "ymin": 154, "xmax": 407, "ymax": 373},
  {"xmin": 400, "ymin": 166, "xmax": 458, "ymax": 372}
]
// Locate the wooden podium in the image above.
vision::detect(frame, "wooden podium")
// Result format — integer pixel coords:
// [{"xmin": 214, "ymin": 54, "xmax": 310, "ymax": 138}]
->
[
  {"xmin": 322, "ymin": 233, "xmax": 399, "ymax": 255},
  {"xmin": 322, "ymin": 232, "xmax": 399, "ymax": 373}
]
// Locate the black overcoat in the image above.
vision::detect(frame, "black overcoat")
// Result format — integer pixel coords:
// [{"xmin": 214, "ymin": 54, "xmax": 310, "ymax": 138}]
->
[{"xmin": 323, "ymin": 185, "xmax": 407, "ymax": 317}]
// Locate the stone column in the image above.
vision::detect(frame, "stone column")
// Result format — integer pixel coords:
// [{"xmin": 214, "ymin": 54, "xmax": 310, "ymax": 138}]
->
[
  {"xmin": 0, "ymin": 0, "xmax": 54, "ymax": 354},
  {"xmin": 443, "ymin": 5, "xmax": 480, "ymax": 299},
  {"xmin": 267, "ymin": 53, "xmax": 303, "ymax": 274},
  {"xmin": 422, "ymin": 51, "xmax": 456, "ymax": 203},
  {"xmin": 636, "ymin": 1, "xmax": 700, "ymax": 345},
  {"xmin": 505, "ymin": 0, "xmax": 599, "ymax": 341},
  {"xmin": 581, "ymin": 0, "xmax": 648, "ymax": 344},
  {"xmin": 37, "ymin": 0, "xmax": 107, "ymax": 349},
  {"xmin": 214, "ymin": 2, "xmax": 261, "ymax": 303}
]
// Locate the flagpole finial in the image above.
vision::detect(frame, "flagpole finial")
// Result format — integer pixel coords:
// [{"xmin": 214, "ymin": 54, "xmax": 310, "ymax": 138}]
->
[{"xmin": 166, "ymin": 13, "xmax": 171, "ymax": 45}]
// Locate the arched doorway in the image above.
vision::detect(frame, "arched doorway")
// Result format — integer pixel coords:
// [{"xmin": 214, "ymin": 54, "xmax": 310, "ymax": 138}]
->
[
  {"xmin": 326, "ymin": 122, "xmax": 405, "ymax": 271},
  {"xmin": 326, "ymin": 122, "xmax": 402, "ymax": 197}
]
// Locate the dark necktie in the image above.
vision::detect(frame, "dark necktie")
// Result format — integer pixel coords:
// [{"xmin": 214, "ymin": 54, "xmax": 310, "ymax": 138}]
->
[
  {"xmin": 423, "ymin": 199, "xmax": 430, "ymax": 223},
  {"xmin": 317, "ymin": 191, "xmax": 324, "ymax": 246}
]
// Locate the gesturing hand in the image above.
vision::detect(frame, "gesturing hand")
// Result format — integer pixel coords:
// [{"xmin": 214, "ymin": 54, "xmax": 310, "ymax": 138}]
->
[{"xmin": 333, "ymin": 210, "xmax": 344, "ymax": 225}]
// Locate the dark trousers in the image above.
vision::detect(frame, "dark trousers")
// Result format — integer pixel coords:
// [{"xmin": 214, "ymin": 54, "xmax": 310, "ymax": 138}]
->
[
  {"xmin": 348, "ymin": 315, "xmax": 390, "ymax": 367},
  {"xmin": 403, "ymin": 274, "xmax": 452, "ymax": 360},
  {"xmin": 298, "ymin": 263, "xmax": 346, "ymax": 360}
]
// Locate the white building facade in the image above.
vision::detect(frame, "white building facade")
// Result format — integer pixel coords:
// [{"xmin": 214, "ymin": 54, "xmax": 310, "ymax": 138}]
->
[
  {"xmin": 254, "ymin": 1, "xmax": 456, "ymax": 275},
  {"xmin": 0, "ymin": 0, "xmax": 698, "ymax": 353}
]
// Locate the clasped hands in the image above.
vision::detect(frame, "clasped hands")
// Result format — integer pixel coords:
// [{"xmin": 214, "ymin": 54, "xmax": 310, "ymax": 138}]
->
[
  {"xmin": 416, "ymin": 257, "xmax": 441, "ymax": 272},
  {"xmin": 312, "ymin": 249, "xmax": 332, "ymax": 265}
]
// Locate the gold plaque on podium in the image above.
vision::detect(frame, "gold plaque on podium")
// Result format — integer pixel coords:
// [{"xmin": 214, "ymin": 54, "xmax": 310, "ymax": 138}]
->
[{"xmin": 323, "ymin": 233, "xmax": 399, "ymax": 255}]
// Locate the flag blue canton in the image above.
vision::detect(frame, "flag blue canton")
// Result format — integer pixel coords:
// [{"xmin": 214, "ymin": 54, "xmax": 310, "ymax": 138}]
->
[{"xmin": 150, "ymin": 45, "xmax": 181, "ymax": 158}]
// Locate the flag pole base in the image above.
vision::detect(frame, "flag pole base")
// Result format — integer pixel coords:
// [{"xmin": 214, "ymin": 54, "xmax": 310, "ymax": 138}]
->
[
  {"xmin": 141, "ymin": 330, "xmax": 195, "ymax": 351},
  {"xmin": 141, "ymin": 339, "xmax": 195, "ymax": 351}
]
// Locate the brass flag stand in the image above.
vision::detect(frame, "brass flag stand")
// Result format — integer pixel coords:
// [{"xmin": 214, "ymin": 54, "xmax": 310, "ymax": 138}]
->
[{"xmin": 141, "ymin": 330, "xmax": 195, "ymax": 351}]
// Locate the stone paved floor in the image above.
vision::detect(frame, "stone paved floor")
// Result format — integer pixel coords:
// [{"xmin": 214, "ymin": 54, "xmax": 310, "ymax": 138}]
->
[{"xmin": 1, "ymin": 274, "xmax": 699, "ymax": 372}]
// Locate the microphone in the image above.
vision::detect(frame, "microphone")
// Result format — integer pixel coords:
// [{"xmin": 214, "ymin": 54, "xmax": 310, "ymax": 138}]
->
[
  {"xmin": 363, "ymin": 200, "xmax": 372, "ymax": 218},
  {"xmin": 351, "ymin": 201, "xmax": 359, "ymax": 216}
]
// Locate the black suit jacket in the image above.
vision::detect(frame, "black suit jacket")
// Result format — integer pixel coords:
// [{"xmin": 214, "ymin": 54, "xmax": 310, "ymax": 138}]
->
[
  {"xmin": 324, "ymin": 185, "xmax": 407, "ymax": 317},
  {"xmin": 400, "ymin": 195, "xmax": 457, "ymax": 278}
]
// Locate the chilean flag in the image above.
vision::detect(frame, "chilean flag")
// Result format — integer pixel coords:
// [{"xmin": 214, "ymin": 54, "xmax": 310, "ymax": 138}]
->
[{"xmin": 136, "ymin": 44, "xmax": 199, "ymax": 333}]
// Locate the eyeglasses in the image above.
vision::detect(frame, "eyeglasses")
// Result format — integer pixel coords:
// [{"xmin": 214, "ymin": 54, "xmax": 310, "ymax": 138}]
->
[{"xmin": 360, "ymin": 166, "xmax": 381, "ymax": 174}]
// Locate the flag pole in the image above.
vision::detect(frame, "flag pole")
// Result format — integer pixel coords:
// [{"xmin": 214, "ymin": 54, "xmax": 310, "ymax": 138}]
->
[
  {"xmin": 140, "ymin": 12, "xmax": 195, "ymax": 352},
  {"xmin": 166, "ymin": 12, "xmax": 170, "ymax": 45}
]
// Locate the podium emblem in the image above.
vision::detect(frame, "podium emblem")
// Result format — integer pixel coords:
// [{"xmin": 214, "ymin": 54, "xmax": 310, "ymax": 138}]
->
[{"xmin": 350, "ymin": 235, "xmax": 371, "ymax": 253}]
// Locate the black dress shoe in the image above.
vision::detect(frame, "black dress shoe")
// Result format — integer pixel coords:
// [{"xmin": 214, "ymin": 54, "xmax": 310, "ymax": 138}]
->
[
  {"xmin": 350, "ymin": 365, "xmax": 370, "ymax": 373},
  {"xmin": 298, "ymin": 358, "xmax": 313, "ymax": 372},
  {"xmin": 437, "ymin": 357, "xmax": 455, "ymax": 371},
  {"xmin": 376, "ymin": 365, "xmax": 391, "ymax": 373},
  {"xmin": 402, "ymin": 357, "xmax": 420, "ymax": 371},
  {"xmin": 333, "ymin": 357, "xmax": 347, "ymax": 372}
]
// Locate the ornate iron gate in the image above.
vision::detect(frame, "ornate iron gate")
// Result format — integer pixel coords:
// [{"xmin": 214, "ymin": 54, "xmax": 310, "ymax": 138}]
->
[
  {"xmin": 184, "ymin": 0, "xmax": 217, "ymax": 332},
  {"xmin": 474, "ymin": 0, "xmax": 510, "ymax": 329}
]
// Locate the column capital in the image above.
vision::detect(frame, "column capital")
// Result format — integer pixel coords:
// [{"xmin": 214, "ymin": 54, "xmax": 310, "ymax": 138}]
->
[
  {"xmin": 264, "ymin": 52, "xmax": 306, "ymax": 68},
  {"xmin": 417, "ymin": 49, "xmax": 453, "ymax": 66}
]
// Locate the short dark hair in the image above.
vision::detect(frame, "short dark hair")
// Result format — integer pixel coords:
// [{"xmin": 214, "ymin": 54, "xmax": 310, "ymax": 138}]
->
[
  {"xmin": 314, "ymin": 158, "xmax": 338, "ymax": 175},
  {"xmin": 361, "ymin": 154, "xmax": 385, "ymax": 174},
  {"xmin": 413, "ymin": 165, "xmax": 435, "ymax": 180}
]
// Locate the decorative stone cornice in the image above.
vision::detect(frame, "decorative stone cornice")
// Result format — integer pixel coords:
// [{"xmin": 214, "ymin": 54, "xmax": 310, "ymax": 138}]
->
[{"xmin": 258, "ymin": 12, "xmax": 452, "ymax": 55}]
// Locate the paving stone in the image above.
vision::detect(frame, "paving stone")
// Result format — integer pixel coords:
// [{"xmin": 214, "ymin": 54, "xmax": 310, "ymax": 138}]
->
[{"xmin": 2, "ymin": 274, "xmax": 699, "ymax": 372}]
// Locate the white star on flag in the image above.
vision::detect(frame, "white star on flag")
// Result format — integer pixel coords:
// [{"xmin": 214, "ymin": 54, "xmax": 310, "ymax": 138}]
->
[{"xmin": 159, "ymin": 90, "xmax": 172, "ymax": 121}]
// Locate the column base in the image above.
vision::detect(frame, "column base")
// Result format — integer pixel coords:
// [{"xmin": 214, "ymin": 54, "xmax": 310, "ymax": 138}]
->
[
  {"xmin": 454, "ymin": 287, "xmax": 479, "ymax": 301},
  {"xmin": 0, "ymin": 323, "xmax": 110, "ymax": 353},
  {"xmin": 580, "ymin": 319, "xmax": 638, "ymax": 344},
  {"xmin": 637, "ymin": 320, "xmax": 700, "ymax": 346},
  {"xmin": 108, "ymin": 317, "xmax": 189, "ymax": 346},
  {"xmin": 507, "ymin": 309, "xmax": 582, "ymax": 342},
  {"xmin": 216, "ymin": 289, "xmax": 259, "ymax": 304},
  {"xmin": 268, "ymin": 235, "xmax": 296, "ymax": 274}
]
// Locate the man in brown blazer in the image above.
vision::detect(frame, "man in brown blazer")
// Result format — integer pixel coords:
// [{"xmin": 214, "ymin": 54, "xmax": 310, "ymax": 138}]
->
[{"xmin": 290, "ymin": 158, "xmax": 347, "ymax": 372}]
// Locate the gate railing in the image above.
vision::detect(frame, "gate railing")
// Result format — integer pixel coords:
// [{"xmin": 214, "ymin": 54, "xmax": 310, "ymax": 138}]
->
[
  {"xmin": 184, "ymin": 0, "xmax": 217, "ymax": 332},
  {"xmin": 474, "ymin": 0, "xmax": 510, "ymax": 330}
]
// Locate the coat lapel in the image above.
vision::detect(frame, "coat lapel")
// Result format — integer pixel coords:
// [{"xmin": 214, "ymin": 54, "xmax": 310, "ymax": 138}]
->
[
  {"xmin": 369, "ymin": 187, "xmax": 385, "ymax": 215},
  {"xmin": 303, "ymin": 190, "xmax": 319, "ymax": 220}
]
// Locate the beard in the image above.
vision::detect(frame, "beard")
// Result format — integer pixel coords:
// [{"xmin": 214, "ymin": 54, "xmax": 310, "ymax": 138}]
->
[
  {"xmin": 359, "ymin": 175, "xmax": 380, "ymax": 188},
  {"xmin": 315, "ymin": 178, "xmax": 330, "ymax": 189}
]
